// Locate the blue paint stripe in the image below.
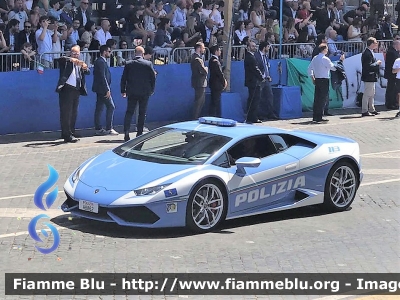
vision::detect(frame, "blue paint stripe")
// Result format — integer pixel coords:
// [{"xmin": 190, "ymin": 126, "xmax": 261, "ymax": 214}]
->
[{"xmin": 229, "ymin": 159, "xmax": 335, "ymax": 194}]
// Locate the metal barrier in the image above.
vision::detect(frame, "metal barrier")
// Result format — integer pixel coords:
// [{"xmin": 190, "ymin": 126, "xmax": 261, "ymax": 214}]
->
[
  {"xmin": 0, "ymin": 52, "xmax": 39, "ymax": 72},
  {"xmin": 170, "ymin": 47, "xmax": 210, "ymax": 64},
  {"xmin": 0, "ymin": 40, "xmax": 394, "ymax": 71}
]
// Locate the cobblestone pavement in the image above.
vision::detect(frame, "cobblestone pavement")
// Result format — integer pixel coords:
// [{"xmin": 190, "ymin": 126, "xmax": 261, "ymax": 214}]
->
[{"xmin": 0, "ymin": 106, "xmax": 399, "ymax": 300}]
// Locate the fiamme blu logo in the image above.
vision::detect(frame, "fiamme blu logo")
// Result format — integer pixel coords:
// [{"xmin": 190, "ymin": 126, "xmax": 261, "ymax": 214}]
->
[{"xmin": 28, "ymin": 165, "xmax": 60, "ymax": 254}]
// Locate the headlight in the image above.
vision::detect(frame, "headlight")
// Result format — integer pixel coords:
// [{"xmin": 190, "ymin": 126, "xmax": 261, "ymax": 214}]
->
[
  {"xmin": 71, "ymin": 168, "xmax": 81, "ymax": 183},
  {"xmin": 134, "ymin": 184, "xmax": 171, "ymax": 196}
]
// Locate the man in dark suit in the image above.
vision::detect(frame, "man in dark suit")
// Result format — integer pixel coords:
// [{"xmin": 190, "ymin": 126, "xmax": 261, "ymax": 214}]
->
[
  {"xmin": 315, "ymin": 0, "xmax": 335, "ymax": 34},
  {"xmin": 361, "ymin": 37, "xmax": 382, "ymax": 117},
  {"xmin": 208, "ymin": 45, "xmax": 227, "ymax": 118},
  {"xmin": 55, "ymin": 45, "xmax": 90, "ymax": 142},
  {"xmin": 75, "ymin": 0, "xmax": 92, "ymax": 30},
  {"xmin": 92, "ymin": 44, "xmax": 118, "ymax": 136},
  {"xmin": 3, "ymin": 19, "xmax": 20, "ymax": 53},
  {"xmin": 244, "ymin": 40, "xmax": 264, "ymax": 123},
  {"xmin": 384, "ymin": 39, "xmax": 400, "ymax": 109},
  {"xmin": 190, "ymin": 42, "xmax": 208, "ymax": 120},
  {"xmin": 199, "ymin": 19, "xmax": 216, "ymax": 48},
  {"xmin": 254, "ymin": 41, "xmax": 278, "ymax": 120},
  {"xmin": 121, "ymin": 46, "xmax": 156, "ymax": 141},
  {"xmin": 16, "ymin": 21, "xmax": 36, "ymax": 52}
]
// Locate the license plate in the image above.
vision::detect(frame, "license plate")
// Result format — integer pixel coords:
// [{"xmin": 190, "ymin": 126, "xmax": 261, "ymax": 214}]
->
[{"xmin": 78, "ymin": 200, "xmax": 99, "ymax": 213}]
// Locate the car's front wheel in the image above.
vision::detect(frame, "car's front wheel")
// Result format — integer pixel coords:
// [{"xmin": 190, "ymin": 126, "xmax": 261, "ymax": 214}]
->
[
  {"xmin": 186, "ymin": 180, "xmax": 227, "ymax": 233},
  {"xmin": 324, "ymin": 161, "xmax": 358, "ymax": 211}
]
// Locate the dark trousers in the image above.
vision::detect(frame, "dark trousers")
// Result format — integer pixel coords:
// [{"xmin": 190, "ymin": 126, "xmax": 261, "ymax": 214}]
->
[
  {"xmin": 323, "ymin": 97, "xmax": 330, "ymax": 114},
  {"xmin": 260, "ymin": 81, "xmax": 275, "ymax": 118},
  {"xmin": 59, "ymin": 85, "xmax": 80, "ymax": 138},
  {"xmin": 94, "ymin": 93, "xmax": 115, "ymax": 130},
  {"xmin": 124, "ymin": 94, "xmax": 149, "ymax": 136},
  {"xmin": 313, "ymin": 78, "xmax": 329, "ymax": 121},
  {"xmin": 209, "ymin": 89, "xmax": 222, "ymax": 117},
  {"xmin": 193, "ymin": 87, "xmax": 205, "ymax": 119},
  {"xmin": 385, "ymin": 77, "xmax": 397, "ymax": 108},
  {"xmin": 246, "ymin": 84, "xmax": 261, "ymax": 122}
]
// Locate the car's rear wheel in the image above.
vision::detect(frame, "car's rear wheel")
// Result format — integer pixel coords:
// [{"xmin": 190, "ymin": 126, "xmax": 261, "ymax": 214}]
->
[
  {"xmin": 186, "ymin": 180, "xmax": 227, "ymax": 233},
  {"xmin": 323, "ymin": 161, "xmax": 358, "ymax": 211}
]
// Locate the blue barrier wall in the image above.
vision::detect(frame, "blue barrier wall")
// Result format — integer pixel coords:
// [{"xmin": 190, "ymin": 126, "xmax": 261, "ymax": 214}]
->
[{"xmin": 0, "ymin": 59, "xmax": 288, "ymax": 135}]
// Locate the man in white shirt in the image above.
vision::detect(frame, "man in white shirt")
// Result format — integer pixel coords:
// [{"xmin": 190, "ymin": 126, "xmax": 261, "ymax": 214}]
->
[
  {"xmin": 65, "ymin": 19, "xmax": 80, "ymax": 50},
  {"xmin": 327, "ymin": 29, "xmax": 343, "ymax": 57},
  {"xmin": 171, "ymin": 0, "xmax": 187, "ymax": 28},
  {"xmin": 392, "ymin": 42, "xmax": 400, "ymax": 118},
  {"xmin": 8, "ymin": 0, "xmax": 29, "ymax": 32},
  {"xmin": 308, "ymin": 43, "xmax": 344, "ymax": 123},
  {"xmin": 55, "ymin": 45, "xmax": 90, "ymax": 142},
  {"xmin": 94, "ymin": 19, "xmax": 112, "ymax": 46},
  {"xmin": 210, "ymin": 1, "xmax": 224, "ymax": 29},
  {"xmin": 35, "ymin": 16, "xmax": 57, "ymax": 68}
]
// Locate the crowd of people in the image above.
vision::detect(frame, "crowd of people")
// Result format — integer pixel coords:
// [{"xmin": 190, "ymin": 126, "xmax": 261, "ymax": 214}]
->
[
  {"xmin": 1, "ymin": 0, "xmax": 400, "ymax": 140},
  {"xmin": 0, "ymin": 0, "xmax": 399, "ymax": 71}
]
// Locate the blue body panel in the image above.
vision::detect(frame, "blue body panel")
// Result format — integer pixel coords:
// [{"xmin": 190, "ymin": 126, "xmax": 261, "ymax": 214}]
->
[{"xmin": 78, "ymin": 150, "xmax": 195, "ymax": 191}]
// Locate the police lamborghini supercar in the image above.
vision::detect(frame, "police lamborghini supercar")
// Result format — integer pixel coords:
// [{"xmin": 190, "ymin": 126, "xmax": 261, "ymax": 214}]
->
[{"xmin": 62, "ymin": 117, "xmax": 362, "ymax": 232}]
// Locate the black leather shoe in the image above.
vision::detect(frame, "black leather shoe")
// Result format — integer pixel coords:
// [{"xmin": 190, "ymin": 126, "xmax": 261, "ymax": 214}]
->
[
  {"xmin": 254, "ymin": 119, "xmax": 263, "ymax": 123},
  {"xmin": 64, "ymin": 136, "xmax": 79, "ymax": 143},
  {"xmin": 71, "ymin": 132, "xmax": 81, "ymax": 138},
  {"xmin": 124, "ymin": 134, "xmax": 130, "ymax": 142},
  {"xmin": 361, "ymin": 112, "xmax": 374, "ymax": 117},
  {"xmin": 370, "ymin": 111, "xmax": 380, "ymax": 115}
]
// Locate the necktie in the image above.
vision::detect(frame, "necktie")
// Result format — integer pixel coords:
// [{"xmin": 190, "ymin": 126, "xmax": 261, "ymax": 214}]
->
[
  {"xmin": 263, "ymin": 55, "xmax": 269, "ymax": 77},
  {"xmin": 75, "ymin": 65, "xmax": 81, "ymax": 88}
]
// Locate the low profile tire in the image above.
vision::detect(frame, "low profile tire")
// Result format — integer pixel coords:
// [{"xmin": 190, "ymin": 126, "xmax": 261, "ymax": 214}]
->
[
  {"xmin": 323, "ymin": 161, "xmax": 358, "ymax": 211},
  {"xmin": 186, "ymin": 180, "xmax": 227, "ymax": 233}
]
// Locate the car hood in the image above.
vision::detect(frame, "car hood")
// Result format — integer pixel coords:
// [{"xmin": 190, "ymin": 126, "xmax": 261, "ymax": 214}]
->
[{"xmin": 78, "ymin": 150, "xmax": 198, "ymax": 191}]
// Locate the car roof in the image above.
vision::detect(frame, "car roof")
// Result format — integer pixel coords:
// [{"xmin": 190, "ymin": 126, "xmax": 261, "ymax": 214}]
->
[{"xmin": 164, "ymin": 121, "xmax": 288, "ymax": 139}]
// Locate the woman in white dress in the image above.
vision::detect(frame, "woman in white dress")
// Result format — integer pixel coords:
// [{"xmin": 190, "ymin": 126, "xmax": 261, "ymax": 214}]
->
[{"xmin": 347, "ymin": 17, "xmax": 363, "ymax": 42}]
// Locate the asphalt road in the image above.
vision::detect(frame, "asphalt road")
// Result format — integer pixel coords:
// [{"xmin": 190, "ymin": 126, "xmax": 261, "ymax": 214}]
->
[{"xmin": 0, "ymin": 106, "xmax": 399, "ymax": 300}]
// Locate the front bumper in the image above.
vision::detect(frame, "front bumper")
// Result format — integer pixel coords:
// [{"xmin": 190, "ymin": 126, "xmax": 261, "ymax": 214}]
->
[{"xmin": 62, "ymin": 191, "xmax": 187, "ymax": 228}]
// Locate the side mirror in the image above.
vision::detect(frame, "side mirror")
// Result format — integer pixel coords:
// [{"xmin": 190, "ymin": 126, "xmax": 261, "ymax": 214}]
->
[{"xmin": 235, "ymin": 157, "xmax": 261, "ymax": 177}]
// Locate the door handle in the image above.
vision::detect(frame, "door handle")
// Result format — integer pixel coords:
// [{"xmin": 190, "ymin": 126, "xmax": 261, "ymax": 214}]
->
[{"xmin": 285, "ymin": 163, "xmax": 297, "ymax": 171}]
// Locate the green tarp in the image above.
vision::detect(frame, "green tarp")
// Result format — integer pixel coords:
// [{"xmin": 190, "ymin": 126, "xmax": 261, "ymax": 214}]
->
[{"xmin": 286, "ymin": 58, "xmax": 342, "ymax": 111}]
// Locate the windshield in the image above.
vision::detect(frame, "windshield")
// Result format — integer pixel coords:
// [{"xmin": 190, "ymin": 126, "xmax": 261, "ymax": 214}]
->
[{"xmin": 113, "ymin": 127, "xmax": 231, "ymax": 165}]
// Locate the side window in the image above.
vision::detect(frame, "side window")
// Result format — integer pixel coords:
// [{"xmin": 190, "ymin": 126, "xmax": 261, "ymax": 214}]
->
[
  {"xmin": 212, "ymin": 152, "xmax": 230, "ymax": 168},
  {"xmin": 227, "ymin": 136, "xmax": 277, "ymax": 164},
  {"xmin": 269, "ymin": 134, "xmax": 288, "ymax": 152}
]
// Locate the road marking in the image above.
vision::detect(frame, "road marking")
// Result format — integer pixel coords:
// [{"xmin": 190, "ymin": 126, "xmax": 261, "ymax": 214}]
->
[
  {"xmin": 0, "ymin": 208, "xmax": 66, "ymax": 218},
  {"xmin": 0, "ymin": 190, "xmax": 64, "ymax": 200},
  {"xmin": 316, "ymin": 295, "xmax": 353, "ymax": 300},
  {"xmin": 0, "ymin": 144, "xmax": 110, "ymax": 157},
  {"xmin": 361, "ymin": 150, "xmax": 400, "ymax": 157},
  {"xmin": 360, "ymin": 178, "xmax": 400, "ymax": 187},
  {"xmin": 361, "ymin": 169, "xmax": 400, "ymax": 175},
  {"xmin": 0, "ymin": 226, "xmax": 66, "ymax": 239}
]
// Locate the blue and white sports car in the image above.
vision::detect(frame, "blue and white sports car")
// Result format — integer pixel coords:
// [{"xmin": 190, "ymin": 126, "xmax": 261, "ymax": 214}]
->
[{"xmin": 62, "ymin": 117, "xmax": 362, "ymax": 232}]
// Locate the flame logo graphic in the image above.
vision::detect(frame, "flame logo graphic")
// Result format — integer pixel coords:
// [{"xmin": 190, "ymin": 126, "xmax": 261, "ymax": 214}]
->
[
  {"xmin": 34, "ymin": 165, "xmax": 59, "ymax": 211},
  {"xmin": 28, "ymin": 214, "xmax": 60, "ymax": 254},
  {"xmin": 29, "ymin": 165, "xmax": 60, "ymax": 254}
]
